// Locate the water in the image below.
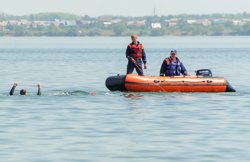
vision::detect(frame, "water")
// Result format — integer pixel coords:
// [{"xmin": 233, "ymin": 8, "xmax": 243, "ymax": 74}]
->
[{"xmin": 0, "ymin": 36, "xmax": 249, "ymax": 162}]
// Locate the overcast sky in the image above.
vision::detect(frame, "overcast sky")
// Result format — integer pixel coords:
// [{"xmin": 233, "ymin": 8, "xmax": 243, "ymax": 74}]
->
[{"xmin": 0, "ymin": 0, "xmax": 249, "ymax": 16}]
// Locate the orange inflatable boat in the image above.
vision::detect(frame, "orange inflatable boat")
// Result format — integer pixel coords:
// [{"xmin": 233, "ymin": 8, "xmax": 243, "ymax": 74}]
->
[{"xmin": 105, "ymin": 69, "xmax": 236, "ymax": 92}]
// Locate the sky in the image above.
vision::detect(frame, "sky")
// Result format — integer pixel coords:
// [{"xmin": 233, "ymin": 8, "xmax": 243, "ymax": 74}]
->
[{"xmin": 0, "ymin": 0, "xmax": 250, "ymax": 16}]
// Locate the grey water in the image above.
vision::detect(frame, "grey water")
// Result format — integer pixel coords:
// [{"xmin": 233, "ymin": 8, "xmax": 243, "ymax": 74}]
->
[{"xmin": 0, "ymin": 36, "xmax": 249, "ymax": 162}]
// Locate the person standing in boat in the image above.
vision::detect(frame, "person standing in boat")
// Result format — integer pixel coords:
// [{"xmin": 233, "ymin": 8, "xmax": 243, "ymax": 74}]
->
[
  {"xmin": 126, "ymin": 34, "xmax": 147, "ymax": 76},
  {"xmin": 160, "ymin": 50, "xmax": 188, "ymax": 76}
]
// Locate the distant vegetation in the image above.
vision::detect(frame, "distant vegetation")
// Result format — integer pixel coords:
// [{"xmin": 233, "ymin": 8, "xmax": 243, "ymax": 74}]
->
[{"xmin": 0, "ymin": 12, "xmax": 250, "ymax": 36}]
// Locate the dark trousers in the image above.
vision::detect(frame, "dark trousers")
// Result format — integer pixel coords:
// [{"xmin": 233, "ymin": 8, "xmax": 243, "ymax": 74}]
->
[{"xmin": 127, "ymin": 59, "xmax": 144, "ymax": 76}]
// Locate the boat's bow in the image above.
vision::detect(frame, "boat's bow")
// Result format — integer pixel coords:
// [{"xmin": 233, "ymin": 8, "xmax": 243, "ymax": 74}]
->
[{"xmin": 105, "ymin": 75, "xmax": 126, "ymax": 91}]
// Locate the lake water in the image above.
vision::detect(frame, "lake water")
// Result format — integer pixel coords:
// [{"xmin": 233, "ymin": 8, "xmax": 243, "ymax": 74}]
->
[{"xmin": 0, "ymin": 36, "xmax": 249, "ymax": 162}]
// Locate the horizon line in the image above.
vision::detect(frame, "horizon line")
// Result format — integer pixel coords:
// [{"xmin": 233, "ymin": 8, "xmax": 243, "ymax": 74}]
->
[{"xmin": 0, "ymin": 11, "xmax": 249, "ymax": 18}]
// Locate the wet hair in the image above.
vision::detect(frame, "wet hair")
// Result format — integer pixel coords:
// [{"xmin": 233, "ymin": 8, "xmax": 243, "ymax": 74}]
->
[{"xmin": 20, "ymin": 89, "xmax": 27, "ymax": 95}]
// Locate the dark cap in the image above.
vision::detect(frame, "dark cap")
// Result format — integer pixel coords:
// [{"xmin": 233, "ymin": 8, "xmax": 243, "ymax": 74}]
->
[{"xmin": 170, "ymin": 50, "xmax": 177, "ymax": 54}]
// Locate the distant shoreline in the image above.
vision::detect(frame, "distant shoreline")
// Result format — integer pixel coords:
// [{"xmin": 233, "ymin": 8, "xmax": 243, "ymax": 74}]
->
[{"xmin": 1, "ymin": 12, "xmax": 250, "ymax": 36}]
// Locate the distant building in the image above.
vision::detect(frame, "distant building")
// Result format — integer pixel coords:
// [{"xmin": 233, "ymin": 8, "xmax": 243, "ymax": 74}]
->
[
  {"xmin": 103, "ymin": 22, "xmax": 112, "ymax": 26},
  {"xmin": 31, "ymin": 21, "xmax": 50, "ymax": 28},
  {"xmin": 135, "ymin": 20, "xmax": 146, "ymax": 27},
  {"xmin": 232, "ymin": 20, "xmax": 246, "ymax": 26},
  {"xmin": 65, "ymin": 20, "xmax": 77, "ymax": 26},
  {"xmin": 212, "ymin": 19, "xmax": 230, "ymax": 24},
  {"xmin": 187, "ymin": 19, "xmax": 211, "ymax": 26},
  {"xmin": 59, "ymin": 21, "xmax": 66, "ymax": 27},
  {"xmin": 0, "ymin": 24, "xmax": 4, "ymax": 30},
  {"xmin": 243, "ymin": 19, "xmax": 250, "ymax": 23},
  {"xmin": 201, "ymin": 19, "xmax": 212, "ymax": 26},
  {"xmin": 7, "ymin": 20, "xmax": 19, "ymax": 25},
  {"xmin": 164, "ymin": 19, "xmax": 178, "ymax": 26},
  {"xmin": 19, "ymin": 19, "xmax": 30, "ymax": 26},
  {"xmin": 111, "ymin": 19, "xmax": 123, "ymax": 24},
  {"xmin": 127, "ymin": 20, "xmax": 146, "ymax": 27},
  {"xmin": 99, "ymin": 16, "xmax": 112, "ymax": 22},
  {"xmin": 187, "ymin": 20, "xmax": 198, "ymax": 24},
  {"xmin": 80, "ymin": 20, "xmax": 92, "ymax": 25},
  {"xmin": 0, "ymin": 21, "xmax": 8, "ymax": 29},
  {"xmin": 51, "ymin": 19, "xmax": 60, "ymax": 27},
  {"xmin": 127, "ymin": 21, "xmax": 134, "ymax": 26},
  {"xmin": 151, "ymin": 23, "xmax": 161, "ymax": 29}
]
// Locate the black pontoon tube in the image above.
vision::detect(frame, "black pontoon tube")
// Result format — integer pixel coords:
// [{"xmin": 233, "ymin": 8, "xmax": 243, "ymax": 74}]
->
[{"xmin": 105, "ymin": 75, "xmax": 126, "ymax": 91}]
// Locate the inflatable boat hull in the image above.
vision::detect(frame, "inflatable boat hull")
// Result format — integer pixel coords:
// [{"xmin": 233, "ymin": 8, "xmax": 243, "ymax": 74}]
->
[{"xmin": 106, "ymin": 74, "xmax": 236, "ymax": 92}]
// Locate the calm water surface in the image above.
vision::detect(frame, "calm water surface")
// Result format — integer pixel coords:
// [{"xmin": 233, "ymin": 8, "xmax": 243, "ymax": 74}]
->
[{"xmin": 0, "ymin": 37, "xmax": 250, "ymax": 162}]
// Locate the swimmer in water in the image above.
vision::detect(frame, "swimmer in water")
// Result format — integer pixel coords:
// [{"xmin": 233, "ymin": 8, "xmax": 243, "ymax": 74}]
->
[{"xmin": 9, "ymin": 82, "xmax": 42, "ymax": 96}]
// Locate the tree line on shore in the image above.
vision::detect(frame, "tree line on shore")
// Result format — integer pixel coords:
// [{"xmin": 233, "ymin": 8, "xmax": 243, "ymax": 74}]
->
[{"xmin": 0, "ymin": 12, "xmax": 250, "ymax": 36}]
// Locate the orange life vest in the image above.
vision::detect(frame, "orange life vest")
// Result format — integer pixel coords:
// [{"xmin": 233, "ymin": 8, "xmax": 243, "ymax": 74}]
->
[{"xmin": 128, "ymin": 43, "xmax": 144, "ymax": 59}]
